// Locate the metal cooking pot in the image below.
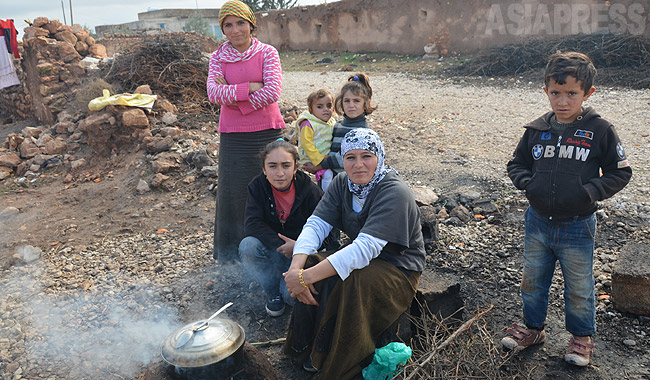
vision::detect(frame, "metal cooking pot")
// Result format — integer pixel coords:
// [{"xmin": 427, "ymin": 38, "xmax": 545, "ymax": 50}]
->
[{"xmin": 161, "ymin": 316, "xmax": 245, "ymax": 380}]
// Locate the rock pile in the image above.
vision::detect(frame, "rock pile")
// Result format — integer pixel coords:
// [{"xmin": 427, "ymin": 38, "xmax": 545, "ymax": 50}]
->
[
  {"xmin": 0, "ymin": 17, "xmax": 109, "ymax": 125},
  {"xmin": 0, "ymin": 81, "xmax": 220, "ymax": 189}
]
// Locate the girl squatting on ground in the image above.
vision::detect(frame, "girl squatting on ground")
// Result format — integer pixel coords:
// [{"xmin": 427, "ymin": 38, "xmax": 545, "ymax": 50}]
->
[{"xmin": 238, "ymin": 140, "xmax": 328, "ymax": 317}]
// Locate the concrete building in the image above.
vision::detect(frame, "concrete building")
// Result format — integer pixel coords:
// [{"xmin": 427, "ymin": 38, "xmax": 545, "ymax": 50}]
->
[{"xmin": 96, "ymin": 8, "xmax": 222, "ymax": 39}]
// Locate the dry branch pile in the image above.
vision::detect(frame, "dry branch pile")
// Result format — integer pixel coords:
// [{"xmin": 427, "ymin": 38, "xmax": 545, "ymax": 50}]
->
[
  {"xmin": 102, "ymin": 33, "xmax": 220, "ymax": 113},
  {"xmin": 452, "ymin": 34, "xmax": 650, "ymax": 88},
  {"xmin": 395, "ymin": 306, "xmax": 535, "ymax": 380}
]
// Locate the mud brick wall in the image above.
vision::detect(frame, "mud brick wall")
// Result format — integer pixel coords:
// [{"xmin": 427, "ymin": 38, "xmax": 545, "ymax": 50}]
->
[{"xmin": 255, "ymin": 0, "xmax": 650, "ymax": 55}]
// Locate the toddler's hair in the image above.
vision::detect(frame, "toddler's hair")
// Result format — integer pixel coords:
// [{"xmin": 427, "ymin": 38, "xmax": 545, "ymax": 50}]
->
[
  {"xmin": 334, "ymin": 73, "xmax": 378, "ymax": 116},
  {"xmin": 307, "ymin": 88, "xmax": 334, "ymax": 114},
  {"xmin": 544, "ymin": 52, "xmax": 597, "ymax": 95},
  {"xmin": 258, "ymin": 140, "xmax": 299, "ymax": 168}
]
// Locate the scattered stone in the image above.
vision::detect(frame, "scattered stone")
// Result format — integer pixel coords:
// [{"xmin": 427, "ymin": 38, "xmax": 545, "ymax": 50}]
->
[
  {"xmin": 22, "ymin": 126, "xmax": 45, "ymax": 138},
  {"xmin": 88, "ymin": 43, "xmax": 107, "ymax": 58},
  {"xmin": 44, "ymin": 138, "xmax": 67, "ymax": 155},
  {"xmin": 623, "ymin": 339, "xmax": 637, "ymax": 346},
  {"xmin": 160, "ymin": 126, "xmax": 180, "ymax": 137},
  {"xmin": 15, "ymin": 245, "xmax": 42, "ymax": 264},
  {"xmin": 459, "ymin": 190, "xmax": 481, "ymax": 204},
  {"xmin": 121, "ymin": 108, "xmax": 149, "ymax": 129},
  {"xmin": 155, "ymin": 98, "xmax": 178, "ymax": 114},
  {"xmin": 612, "ymin": 243, "xmax": 650, "ymax": 316},
  {"xmin": 70, "ymin": 158, "xmax": 87, "ymax": 171},
  {"xmin": 0, "ymin": 152, "xmax": 22, "ymax": 167},
  {"xmin": 6, "ymin": 134, "xmax": 25, "ymax": 150},
  {"xmin": 1, "ymin": 206, "xmax": 20, "ymax": 216},
  {"xmin": 412, "ymin": 270, "xmax": 464, "ymax": 324},
  {"xmin": 187, "ymin": 150, "xmax": 214, "ymax": 170},
  {"xmin": 161, "ymin": 112, "xmax": 178, "ymax": 125},
  {"xmin": 150, "ymin": 173, "xmax": 170, "ymax": 188},
  {"xmin": 419, "ymin": 205, "xmax": 440, "ymax": 243},
  {"xmin": 412, "ymin": 187, "xmax": 439, "ymax": 206},
  {"xmin": 136, "ymin": 179, "xmax": 151, "ymax": 194},
  {"xmin": 438, "ymin": 195, "xmax": 459, "ymax": 211},
  {"xmin": 449, "ymin": 205, "xmax": 472, "ymax": 223},
  {"xmin": 134, "ymin": 85, "xmax": 153, "ymax": 94},
  {"xmin": 152, "ymin": 152, "xmax": 181, "ymax": 173},
  {"xmin": 54, "ymin": 31, "xmax": 78, "ymax": 45},
  {"xmin": 472, "ymin": 199, "xmax": 498, "ymax": 214},
  {"xmin": 200, "ymin": 165, "xmax": 217, "ymax": 178},
  {"xmin": 144, "ymin": 136, "xmax": 174, "ymax": 153}
]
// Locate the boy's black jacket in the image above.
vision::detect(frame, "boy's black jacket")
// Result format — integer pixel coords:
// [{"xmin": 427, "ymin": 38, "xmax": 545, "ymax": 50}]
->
[
  {"xmin": 243, "ymin": 170, "xmax": 324, "ymax": 249},
  {"xmin": 507, "ymin": 107, "xmax": 632, "ymax": 220}
]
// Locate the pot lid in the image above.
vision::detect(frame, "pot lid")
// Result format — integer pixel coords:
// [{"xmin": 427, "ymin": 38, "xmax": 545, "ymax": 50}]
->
[{"xmin": 161, "ymin": 317, "xmax": 245, "ymax": 367}]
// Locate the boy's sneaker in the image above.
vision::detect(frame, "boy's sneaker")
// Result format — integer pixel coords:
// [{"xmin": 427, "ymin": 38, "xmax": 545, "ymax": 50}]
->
[
  {"xmin": 302, "ymin": 357, "xmax": 318, "ymax": 373},
  {"xmin": 501, "ymin": 323, "xmax": 547, "ymax": 351},
  {"xmin": 564, "ymin": 336, "xmax": 595, "ymax": 367},
  {"xmin": 265, "ymin": 295, "xmax": 285, "ymax": 317}
]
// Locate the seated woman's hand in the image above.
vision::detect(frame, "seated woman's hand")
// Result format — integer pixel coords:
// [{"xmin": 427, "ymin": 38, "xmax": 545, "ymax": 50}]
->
[
  {"xmin": 283, "ymin": 268, "xmax": 319, "ymax": 306},
  {"xmin": 276, "ymin": 233, "xmax": 295, "ymax": 258}
]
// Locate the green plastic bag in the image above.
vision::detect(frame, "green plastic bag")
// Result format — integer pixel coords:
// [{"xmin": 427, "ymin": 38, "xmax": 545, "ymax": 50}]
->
[{"xmin": 362, "ymin": 342, "xmax": 412, "ymax": 380}]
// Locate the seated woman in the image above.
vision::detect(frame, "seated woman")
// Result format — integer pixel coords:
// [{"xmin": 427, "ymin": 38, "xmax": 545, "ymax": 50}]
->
[
  {"xmin": 239, "ymin": 140, "xmax": 326, "ymax": 317},
  {"xmin": 283, "ymin": 128, "xmax": 425, "ymax": 380}
]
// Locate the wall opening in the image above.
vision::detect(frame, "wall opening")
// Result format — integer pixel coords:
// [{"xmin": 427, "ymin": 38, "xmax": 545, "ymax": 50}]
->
[
  {"xmin": 419, "ymin": 9, "xmax": 427, "ymax": 20},
  {"xmin": 315, "ymin": 23, "xmax": 322, "ymax": 34}
]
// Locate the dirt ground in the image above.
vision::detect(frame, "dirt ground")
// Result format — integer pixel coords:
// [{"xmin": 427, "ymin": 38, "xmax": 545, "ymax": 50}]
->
[{"xmin": 1, "ymin": 51, "xmax": 650, "ymax": 380}]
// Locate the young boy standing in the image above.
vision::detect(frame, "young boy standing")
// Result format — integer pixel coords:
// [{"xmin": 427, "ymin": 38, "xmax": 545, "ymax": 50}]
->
[{"xmin": 503, "ymin": 52, "xmax": 632, "ymax": 366}]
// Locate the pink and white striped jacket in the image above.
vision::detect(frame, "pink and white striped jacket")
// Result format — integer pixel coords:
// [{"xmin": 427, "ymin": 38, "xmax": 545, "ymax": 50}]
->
[{"xmin": 206, "ymin": 38, "xmax": 285, "ymax": 133}]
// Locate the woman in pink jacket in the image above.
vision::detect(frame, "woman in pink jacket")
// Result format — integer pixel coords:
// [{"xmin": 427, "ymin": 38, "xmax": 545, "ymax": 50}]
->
[{"xmin": 207, "ymin": 0, "xmax": 285, "ymax": 262}]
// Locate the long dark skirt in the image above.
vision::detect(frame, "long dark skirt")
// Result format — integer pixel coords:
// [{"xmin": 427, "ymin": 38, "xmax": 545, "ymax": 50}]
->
[
  {"xmin": 285, "ymin": 253, "xmax": 420, "ymax": 380},
  {"xmin": 213, "ymin": 129, "xmax": 281, "ymax": 262}
]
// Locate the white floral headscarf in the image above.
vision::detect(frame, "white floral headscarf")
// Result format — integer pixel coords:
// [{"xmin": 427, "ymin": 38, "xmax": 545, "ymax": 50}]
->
[{"xmin": 341, "ymin": 128, "xmax": 396, "ymax": 199}]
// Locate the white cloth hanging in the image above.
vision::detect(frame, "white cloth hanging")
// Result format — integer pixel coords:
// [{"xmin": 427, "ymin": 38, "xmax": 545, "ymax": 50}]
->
[{"xmin": 0, "ymin": 40, "xmax": 19, "ymax": 89}]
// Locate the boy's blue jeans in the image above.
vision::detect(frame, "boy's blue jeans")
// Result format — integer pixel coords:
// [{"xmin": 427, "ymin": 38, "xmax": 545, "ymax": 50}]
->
[
  {"xmin": 238, "ymin": 236, "xmax": 294, "ymax": 306},
  {"xmin": 521, "ymin": 207, "xmax": 597, "ymax": 337}
]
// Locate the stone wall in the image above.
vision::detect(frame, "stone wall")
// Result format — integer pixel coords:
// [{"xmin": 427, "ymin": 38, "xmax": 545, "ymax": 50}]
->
[
  {"xmin": 255, "ymin": 0, "xmax": 649, "ymax": 55},
  {"xmin": 0, "ymin": 17, "xmax": 108, "ymax": 124}
]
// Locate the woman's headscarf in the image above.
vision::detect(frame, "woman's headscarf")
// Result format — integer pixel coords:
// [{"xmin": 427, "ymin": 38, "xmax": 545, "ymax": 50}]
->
[
  {"xmin": 219, "ymin": 0, "xmax": 256, "ymax": 32},
  {"xmin": 341, "ymin": 128, "xmax": 396, "ymax": 199}
]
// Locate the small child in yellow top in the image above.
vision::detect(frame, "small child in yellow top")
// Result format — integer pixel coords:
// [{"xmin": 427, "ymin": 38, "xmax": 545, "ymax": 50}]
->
[{"xmin": 296, "ymin": 89, "xmax": 336, "ymax": 190}]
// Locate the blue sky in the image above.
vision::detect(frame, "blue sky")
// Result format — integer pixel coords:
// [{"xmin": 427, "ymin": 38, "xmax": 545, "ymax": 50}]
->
[{"xmin": 3, "ymin": 0, "xmax": 331, "ymax": 33}]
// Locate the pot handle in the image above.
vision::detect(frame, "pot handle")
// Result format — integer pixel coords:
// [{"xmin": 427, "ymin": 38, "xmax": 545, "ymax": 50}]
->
[{"xmin": 194, "ymin": 302, "xmax": 234, "ymax": 331}]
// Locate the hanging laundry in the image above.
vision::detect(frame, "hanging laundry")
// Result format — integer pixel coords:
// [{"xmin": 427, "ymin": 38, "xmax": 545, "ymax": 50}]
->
[
  {"xmin": 0, "ymin": 22, "xmax": 19, "ymax": 89},
  {"xmin": 0, "ymin": 19, "xmax": 19, "ymax": 59}
]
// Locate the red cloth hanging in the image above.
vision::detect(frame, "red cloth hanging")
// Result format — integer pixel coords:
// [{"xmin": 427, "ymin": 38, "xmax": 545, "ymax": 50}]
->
[{"xmin": 0, "ymin": 19, "xmax": 19, "ymax": 59}]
